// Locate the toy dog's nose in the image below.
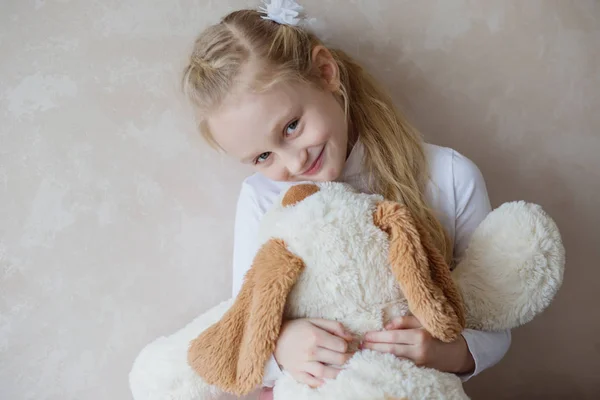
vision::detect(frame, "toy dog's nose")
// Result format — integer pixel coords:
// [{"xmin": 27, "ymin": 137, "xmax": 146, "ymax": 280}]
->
[{"xmin": 281, "ymin": 183, "xmax": 320, "ymax": 207}]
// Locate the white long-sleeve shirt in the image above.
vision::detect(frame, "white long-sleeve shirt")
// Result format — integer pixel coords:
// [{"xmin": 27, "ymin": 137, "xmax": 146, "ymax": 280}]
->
[{"xmin": 231, "ymin": 142, "xmax": 511, "ymax": 386}]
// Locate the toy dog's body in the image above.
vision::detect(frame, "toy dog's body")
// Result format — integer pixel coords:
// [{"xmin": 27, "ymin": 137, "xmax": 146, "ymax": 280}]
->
[
  {"xmin": 260, "ymin": 184, "xmax": 407, "ymax": 339},
  {"xmin": 130, "ymin": 182, "xmax": 564, "ymax": 400}
]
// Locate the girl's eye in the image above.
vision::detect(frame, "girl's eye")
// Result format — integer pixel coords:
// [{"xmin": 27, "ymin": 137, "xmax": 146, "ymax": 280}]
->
[
  {"xmin": 285, "ymin": 119, "xmax": 299, "ymax": 135},
  {"xmin": 255, "ymin": 152, "xmax": 271, "ymax": 164}
]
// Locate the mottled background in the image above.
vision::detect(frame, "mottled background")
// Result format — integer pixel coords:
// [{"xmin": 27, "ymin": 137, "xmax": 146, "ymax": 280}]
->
[{"xmin": 1, "ymin": 1, "xmax": 598, "ymax": 399}]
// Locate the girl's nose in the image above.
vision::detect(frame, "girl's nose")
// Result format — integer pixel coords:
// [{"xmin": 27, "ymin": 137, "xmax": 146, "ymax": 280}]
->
[{"xmin": 283, "ymin": 148, "xmax": 308, "ymax": 176}]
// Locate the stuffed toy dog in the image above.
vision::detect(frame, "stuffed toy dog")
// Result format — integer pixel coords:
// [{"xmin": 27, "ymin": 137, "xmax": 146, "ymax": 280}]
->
[{"xmin": 129, "ymin": 182, "xmax": 565, "ymax": 400}]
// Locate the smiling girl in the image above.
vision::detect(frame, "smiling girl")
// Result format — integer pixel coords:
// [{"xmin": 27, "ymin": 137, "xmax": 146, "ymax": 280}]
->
[{"xmin": 182, "ymin": 1, "xmax": 511, "ymax": 397}]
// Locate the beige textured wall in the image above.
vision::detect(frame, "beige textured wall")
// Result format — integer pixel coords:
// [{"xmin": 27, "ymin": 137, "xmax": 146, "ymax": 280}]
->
[{"xmin": 1, "ymin": 1, "xmax": 598, "ymax": 399}]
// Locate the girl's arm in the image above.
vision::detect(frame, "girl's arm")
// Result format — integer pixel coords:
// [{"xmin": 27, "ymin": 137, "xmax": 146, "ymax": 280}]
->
[
  {"xmin": 362, "ymin": 149, "xmax": 511, "ymax": 377},
  {"xmin": 451, "ymin": 149, "xmax": 511, "ymax": 380}
]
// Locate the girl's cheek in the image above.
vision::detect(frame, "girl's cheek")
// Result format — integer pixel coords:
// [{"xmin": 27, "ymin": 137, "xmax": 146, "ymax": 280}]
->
[
  {"xmin": 264, "ymin": 168, "xmax": 289, "ymax": 182},
  {"xmin": 326, "ymin": 166, "xmax": 342, "ymax": 181},
  {"xmin": 313, "ymin": 130, "xmax": 330, "ymax": 146}
]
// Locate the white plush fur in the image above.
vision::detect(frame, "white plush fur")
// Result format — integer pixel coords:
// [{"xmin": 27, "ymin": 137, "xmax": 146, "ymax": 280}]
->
[
  {"xmin": 129, "ymin": 182, "xmax": 565, "ymax": 400},
  {"xmin": 274, "ymin": 350, "xmax": 468, "ymax": 400},
  {"xmin": 453, "ymin": 201, "xmax": 565, "ymax": 331},
  {"xmin": 129, "ymin": 299, "xmax": 233, "ymax": 400}
]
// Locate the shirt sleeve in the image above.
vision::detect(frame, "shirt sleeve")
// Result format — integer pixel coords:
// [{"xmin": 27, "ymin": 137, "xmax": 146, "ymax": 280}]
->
[
  {"xmin": 231, "ymin": 182, "xmax": 284, "ymax": 387},
  {"xmin": 231, "ymin": 182, "xmax": 261, "ymax": 298},
  {"xmin": 451, "ymin": 150, "xmax": 512, "ymax": 381}
]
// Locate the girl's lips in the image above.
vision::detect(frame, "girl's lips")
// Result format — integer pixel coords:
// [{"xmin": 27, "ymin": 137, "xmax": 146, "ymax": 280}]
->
[{"xmin": 302, "ymin": 147, "xmax": 325, "ymax": 176}]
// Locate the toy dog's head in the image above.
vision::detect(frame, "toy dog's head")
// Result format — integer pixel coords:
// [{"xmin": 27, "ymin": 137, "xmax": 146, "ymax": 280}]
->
[{"xmin": 186, "ymin": 182, "xmax": 466, "ymax": 395}]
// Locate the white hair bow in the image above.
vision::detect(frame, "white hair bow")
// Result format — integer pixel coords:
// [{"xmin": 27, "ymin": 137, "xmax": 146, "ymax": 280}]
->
[{"xmin": 259, "ymin": 0, "xmax": 304, "ymax": 26}]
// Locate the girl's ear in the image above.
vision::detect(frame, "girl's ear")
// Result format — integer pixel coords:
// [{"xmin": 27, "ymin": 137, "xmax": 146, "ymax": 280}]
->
[
  {"xmin": 311, "ymin": 45, "xmax": 340, "ymax": 92},
  {"xmin": 187, "ymin": 239, "xmax": 305, "ymax": 395},
  {"xmin": 374, "ymin": 201, "xmax": 466, "ymax": 343}
]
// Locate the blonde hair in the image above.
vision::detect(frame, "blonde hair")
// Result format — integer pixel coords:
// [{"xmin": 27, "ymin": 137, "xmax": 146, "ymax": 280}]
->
[{"xmin": 182, "ymin": 10, "xmax": 453, "ymax": 264}]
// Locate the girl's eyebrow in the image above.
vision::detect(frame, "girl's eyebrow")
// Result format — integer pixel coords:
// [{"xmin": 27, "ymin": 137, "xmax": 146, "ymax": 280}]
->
[
  {"xmin": 268, "ymin": 107, "xmax": 296, "ymax": 137},
  {"xmin": 240, "ymin": 151, "xmax": 261, "ymax": 163}
]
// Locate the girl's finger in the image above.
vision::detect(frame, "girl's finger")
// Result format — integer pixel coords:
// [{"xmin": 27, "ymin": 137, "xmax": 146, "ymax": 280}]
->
[
  {"xmin": 313, "ymin": 347, "xmax": 354, "ymax": 366},
  {"xmin": 364, "ymin": 328, "xmax": 423, "ymax": 345},
  {"xmin": 293, "ymin": 371, "xmax": 324, "ymax": 388},
  {"xmin": 304, "ymin": 361, "xmax": 342, "ymax": 380},
  {"xmin": 385, "ymin": 315, "xmax": 422, "ymax": 330},
  {"xmin": 308, "ymin": 318, "xmax": 353, "ymax": 341},
  {"xmin": 361, "ymin": 342, "xmax": 417, "ymax": 359},
  {"xmin": 317, "ymin": 330, "xmax": 350, "ymax": 353}
]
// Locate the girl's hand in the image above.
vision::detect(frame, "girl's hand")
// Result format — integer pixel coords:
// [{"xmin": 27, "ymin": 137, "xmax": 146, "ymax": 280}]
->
[
  {"xmin": 361, "ymin": 316, "xmax": 475, "ymax": 374},
  {"xmin": 258, "ymin": 388, "xmax": 273, "ymax": 400},
  {"xmin": 274, "ymin": 318, "xmax": 355, "ymax": 387}
]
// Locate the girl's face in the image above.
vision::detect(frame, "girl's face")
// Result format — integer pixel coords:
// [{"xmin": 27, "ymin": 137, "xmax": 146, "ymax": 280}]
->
[{"xmin": 207, "ymin": 49, "xmax": 349, "ymax": 182}]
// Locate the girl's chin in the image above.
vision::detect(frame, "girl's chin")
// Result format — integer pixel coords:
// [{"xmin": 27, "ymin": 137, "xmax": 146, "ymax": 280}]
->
[{"xmin": 291, "ymin": 174, "xmax": 330, "ymax": 183}]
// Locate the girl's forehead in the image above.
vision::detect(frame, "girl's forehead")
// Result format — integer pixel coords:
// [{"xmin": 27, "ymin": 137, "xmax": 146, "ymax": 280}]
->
[
  {"xmin": 214, "ymin": 80, "xmax": 319, "ymax": 128},
  {"xmin": 228, "ymin": 79, "xmax": 312, "ymax": 109},
  {"xmin": 227, "ymin": 81, "xmax": 295, "ymax": 109},
  {"xmin": 215, "ymin": 82, "xmax": 294, "ymax": 127}
]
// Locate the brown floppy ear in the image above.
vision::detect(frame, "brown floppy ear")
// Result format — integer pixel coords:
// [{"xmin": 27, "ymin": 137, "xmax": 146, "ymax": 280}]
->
[
  {"xmin": 374, "ymin": 201, "xmax": 465, "ymax": 342},
  {"xmin": 187, "ymin": 239, "xmax": 304, "ymax": 395}
]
